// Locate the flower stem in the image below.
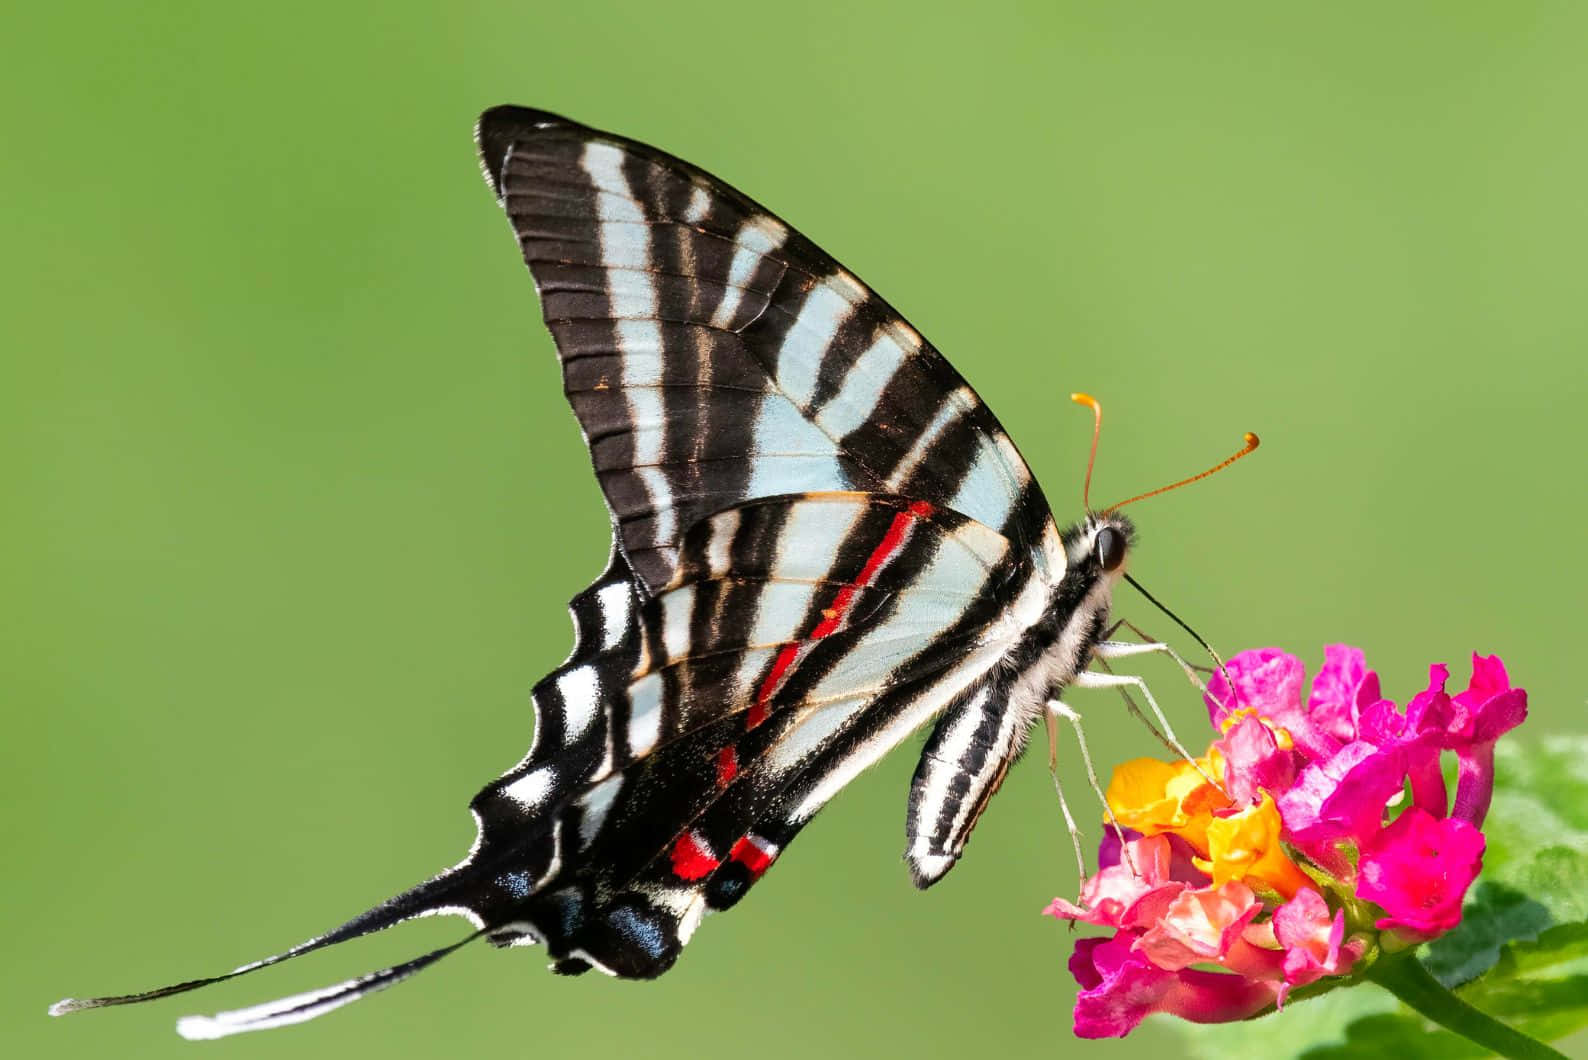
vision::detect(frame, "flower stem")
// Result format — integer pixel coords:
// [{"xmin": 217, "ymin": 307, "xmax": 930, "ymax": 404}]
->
[{"xmin": 1366, "ymin": 956, "xmax": 1568, "ymax": 1060}]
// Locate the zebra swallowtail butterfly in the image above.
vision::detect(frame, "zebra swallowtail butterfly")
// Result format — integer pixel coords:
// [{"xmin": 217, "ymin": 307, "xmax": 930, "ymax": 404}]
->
[{"xmin": 53, "ymin": 106, "xmax": 1240, "ymax": 1038}]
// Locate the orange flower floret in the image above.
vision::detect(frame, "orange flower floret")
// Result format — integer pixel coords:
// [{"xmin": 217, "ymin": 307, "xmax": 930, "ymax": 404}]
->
[
  {"xmin": 1105, "ymin": 755, "xmax": 1231, "ymax": 853},
  {"xmin": 1202, "ymin": 792, "xmax": 1313, "ymax": 900}
]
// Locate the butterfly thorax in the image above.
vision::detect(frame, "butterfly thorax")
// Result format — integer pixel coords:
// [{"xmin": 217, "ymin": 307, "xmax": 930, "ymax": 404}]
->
[{"xmin": 1045, "ymin": 509, "xmax": 1137, "ymax": 690}]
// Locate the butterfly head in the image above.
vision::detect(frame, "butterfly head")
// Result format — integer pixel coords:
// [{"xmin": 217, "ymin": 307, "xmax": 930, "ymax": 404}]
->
[
  {"xmin": 1063, "ymin": 511, "xmax": 1137, "ymax": 584},
  {"xmin": 1043, "ymin": 512, "xmax": 1138, "ymax": 676}
]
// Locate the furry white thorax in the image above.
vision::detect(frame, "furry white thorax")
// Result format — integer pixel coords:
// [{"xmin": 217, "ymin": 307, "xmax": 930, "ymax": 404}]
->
[{"xmin": 1019, "ymin": 513, "xmax": 1134, "ymax": 718}]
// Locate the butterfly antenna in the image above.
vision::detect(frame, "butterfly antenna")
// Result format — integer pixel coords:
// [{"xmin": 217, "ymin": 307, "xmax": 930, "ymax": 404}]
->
[
  {"xmin": 49, "ymin": 860, "xmax": 487, "ymax": 1036},
  {"xmin": 1106, "ymin": 432, "xmax": 1260, "ymax": 511},
  {"xmin": 1070, "ymin": 393, "xmax": 1104, "ymax": 511},
  {"xmin": 1121, "ymin": 573, "xmax": 1231, "ymax": 690}
]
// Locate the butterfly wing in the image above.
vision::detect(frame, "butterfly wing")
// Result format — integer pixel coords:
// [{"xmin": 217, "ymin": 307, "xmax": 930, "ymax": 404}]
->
[
  {"xmin": 463, "ymin": 491, "xmax": 1043, "ymax": 976},
  {"xmin": 475, "ymin": 105, "xmax": 1056, "ymax": 592},
  {"xmin": 54, "ymin": 108, "xmax": 1074, "ymax": 1035}
]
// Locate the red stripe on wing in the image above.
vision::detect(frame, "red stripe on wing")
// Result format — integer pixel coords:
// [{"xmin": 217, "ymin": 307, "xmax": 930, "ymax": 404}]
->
[
  {"xmin": 715, "ymin": 745, "xmax": 739, "ymax": 786},
  {"xmin": 670, "ymin": 831, "xmax": 722, "ymax": 881},
  {"xmin": 746, "ymin": 501, "xmax": 935, "ymax": 731},
  {"xmin": 729, "ymin": 836, "xmax": 777, "ymax": 880}
]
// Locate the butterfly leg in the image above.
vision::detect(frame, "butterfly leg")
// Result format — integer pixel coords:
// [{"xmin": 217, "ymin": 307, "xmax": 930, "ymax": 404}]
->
[
  {"xmin": 1096, "ymin": 624, "xmax": 1236, "ymax": 716},
  {"xmin": 1071, "ymin": 669, "xmax": 1216, "ymax": 787},
  {"xmin": 1108, "ymin": 618, "xmax": 1218, "ymax": 675},
  {"xmin": 1043, "ymin": 704, "xmax": 1090, "ymax": 894},
  {"xmin": 1095, "ymin": 637, "xmax": 1213, "ymax": 697},
  {"xmin": 1046, "ymin": 698, "xmax": 1134, "ymax": 881}
]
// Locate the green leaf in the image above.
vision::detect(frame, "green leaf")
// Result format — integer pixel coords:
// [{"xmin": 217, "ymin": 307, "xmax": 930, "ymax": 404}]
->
[
  {"xmin": 1294, "ymin": 1012, "xmax": 1488, "ymax": 1060},
  {"xmin": 1426, "ymin": 737, "xmax": 1588, "ymax": 987},
  {"xmin": 1454, "ymin": 922, "xmax": 1588, "ymax": 1043},
  {"xmin": 1423, "ymin": 882, "xmax": 1553, "ymax": 987},
  {"xmin": 1316, "ymin": 927, "xmax": 1588, "ymax": 1057},
  {"xmin": 1479, "ymin": 738, "xmax": 1588, "ymax": 897}
]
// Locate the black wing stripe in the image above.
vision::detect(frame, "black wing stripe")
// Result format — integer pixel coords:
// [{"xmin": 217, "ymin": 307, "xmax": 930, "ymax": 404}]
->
[{"xmin": 479, "ymin": 107, "xmax": 1052, "ymax": 593}]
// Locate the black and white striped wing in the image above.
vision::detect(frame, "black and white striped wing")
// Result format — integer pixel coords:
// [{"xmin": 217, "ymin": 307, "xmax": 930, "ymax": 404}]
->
[
  {"xmin": 460, "ymin": 491, "xmax": 1037, "ymax": 977},
  {"xmin": 475, "ymin": 106, "xmax": 1055, "ymax": 593},
  {"xmin": 54, "ymin": 108, "xmax": 1072, "ymax": 1036}
]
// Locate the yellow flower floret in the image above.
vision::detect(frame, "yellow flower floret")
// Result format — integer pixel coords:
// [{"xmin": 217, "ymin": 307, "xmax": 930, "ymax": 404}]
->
[
  {"xmin": 1105, "ymin": 755, "xmax": 1230, "ymax": 853},
  {"xmin": 1201, "ymin": 791, "xmax": 1313, "ymax": 900}
]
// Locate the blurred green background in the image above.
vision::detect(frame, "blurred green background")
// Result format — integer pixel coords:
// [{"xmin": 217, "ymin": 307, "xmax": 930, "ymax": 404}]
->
[{"xmin": 6, "ymin": 2, "xmax": 1586, "ymax": 1057}]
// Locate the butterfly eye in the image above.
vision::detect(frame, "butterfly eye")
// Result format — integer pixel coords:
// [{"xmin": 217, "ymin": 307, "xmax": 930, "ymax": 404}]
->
[{"xmin": 1094, "ymin": 526, "xmax": 1127, "ymax": 573}]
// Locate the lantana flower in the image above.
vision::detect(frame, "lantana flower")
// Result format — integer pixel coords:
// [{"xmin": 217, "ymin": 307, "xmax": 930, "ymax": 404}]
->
[{"xmin": 1046, "ymin": 646, "xmax": 1526, "ymax": 1039}]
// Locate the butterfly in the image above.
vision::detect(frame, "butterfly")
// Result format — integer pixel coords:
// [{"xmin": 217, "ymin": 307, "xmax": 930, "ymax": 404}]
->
[{"xmin": 53, "ymin": 106, "xmax": 1252, "ymax": 1038}]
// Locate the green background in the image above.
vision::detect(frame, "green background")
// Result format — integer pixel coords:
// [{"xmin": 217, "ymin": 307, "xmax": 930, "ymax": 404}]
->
[{"xmin": 6, "ymin": 2, "xmax": 1586, "ymax": 1057}]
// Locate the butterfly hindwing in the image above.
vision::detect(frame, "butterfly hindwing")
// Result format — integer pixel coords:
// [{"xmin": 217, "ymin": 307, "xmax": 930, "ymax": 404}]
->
[{"xmin": 458, "ymin": 492, "xmax": 1037, "ymax": 975}]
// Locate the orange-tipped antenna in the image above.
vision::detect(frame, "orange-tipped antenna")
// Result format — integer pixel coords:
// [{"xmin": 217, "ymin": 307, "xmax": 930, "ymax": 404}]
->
[
  {"xmin": 1105, "ymin": 432, "xmax": 1261, "ymax": 511},
  {"xmin": 1071, "ymin": 393, "xmax": 1104, "ymax": 510}
]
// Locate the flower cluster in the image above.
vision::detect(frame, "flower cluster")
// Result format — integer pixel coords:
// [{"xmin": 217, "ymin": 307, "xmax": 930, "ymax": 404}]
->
[{"xmin": 1046, "ymin": 646, "xmax": 1527, "ymax": 1038}]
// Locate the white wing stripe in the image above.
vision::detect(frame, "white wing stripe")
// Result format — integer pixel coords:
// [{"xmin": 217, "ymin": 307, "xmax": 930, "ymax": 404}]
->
[
  {"xmin": 807, "ymin": 532, "xmax": 1002, "ymax": 703},
  {"xmin": 765, "ymin": 695, "xmax": 869, "ymax": 772},
  {"xmin": 745, "ymin": 580, "xmax": 820, "ymax": 651},
  {"xmin": 626, "ymin": 674, "xmax": 663, "ymax": 757},
  {"xmin": 595, "ymin": 582, "xmax": 633, "ymax": 651},
  {"xmin": 503, "ymin": 765, "xmax": 556, "ymax": 809},
  {"xmin": 659, "ymin": 585, "xmax": 695, "ymax": 661},
  {"xmin": 947, "ymin": 433, "xmax": 1027, "ymax": 530},
  {"xmin": 557, "ymin": 666, "xmax": 601, "ymax": 738},
  {"xmin": 886, "ymin": 387, "xmax": 972, "ymax": 490},
  {"xmin": 577, "ymin": 775, "xmax": 624, "ymax": 847},
  {"xmin": 816, "ymin": 330, "xmax": 911, "ymax": 439},
  {"xmin": 790, "ymin": 639, "xmax": 1012, "ymax": 823},
  {"xmin": 744, "ymin": 396, "xmax": 848, "ymax": 497},
  {"xmin": 582, "ymin": 143, "xmax": 673, "ymax": 548},
  {"xmin": 775, "ymin": 282, "xmax": 853, "ymax": 407},
  {"xmin": 711, "ymin": 219, "xmax": 788, "ymax": 329},
  {"xmin": 683, "ymin": 184, "xmax": 710, "ymax": 224}
]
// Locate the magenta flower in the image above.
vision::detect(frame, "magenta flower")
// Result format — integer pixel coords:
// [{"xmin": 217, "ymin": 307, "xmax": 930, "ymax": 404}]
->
[
  {"xmin": 1069, "ymin": 934, "xmax": 1280, "ymax": 1038},
  {"xmin": 1211, "ymin": 713, "xmax": 1296, "ymax": 807},
  {"xmin": 1275, "ymin": 737, "xmax": 1410, "ymax": 865},
  {"xmin": 1448, "ymin": 655, "xmax": 1528, "ymax": 826},
  {"xmin": 1357, "ymin": 806, "xmax": 1486, "ymax": 945},
  {"xmin": 1049, "ymin": 646, "xmax": 1527, "ymax": 1039}
]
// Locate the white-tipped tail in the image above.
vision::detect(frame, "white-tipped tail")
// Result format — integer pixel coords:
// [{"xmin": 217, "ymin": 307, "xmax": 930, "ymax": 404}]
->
[{"xmin": 174, "ymin": 935, "xmax": 476, "ymax": 1040}]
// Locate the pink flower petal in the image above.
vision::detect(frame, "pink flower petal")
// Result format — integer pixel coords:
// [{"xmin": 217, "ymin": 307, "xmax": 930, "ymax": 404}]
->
[
  {"xmin": 1455, "ymin": 653, "xmax": 1511, "ymax": 711},
  {"xmin": 1276, "ymin": 739, "xmax": 1407, "ymax": 853},
  {"xmin": 1137, "ymin": 881, "xmax": 1261, "ymax": 971},
  {"xmin": 1307, "ymin": 644, "xmax": 1381, "ymax": 745},
  {"xmin": 1213, "ymin": 714, "xmax": 1298, "ymax": 806},
  {"xmin": 1357, "ymin": 674, "xmax": 1450, "ymax": 817},
  {"xmin": 1356, "ymin": 807, "xmax": 1485, "ymax": 943},
  {"xmin": 1069, "ymin": 933, "xmax": 1279, "ymax": 1038},
  {"xmin": 1204, "ymin": 648, "xmax": 1306, "ymax": 727},
  {"xmin": 1445, "ymin": 655, "xmax": 1527, "ymax": 826},
  {"xmin": 1044, "ymin": 836, "xmax": 1191, "ymax": 930},
  {"xmin": 1272, "ymin": 887, "xmax": 1355, "ymax": 1001},
  {"xmin": 1404, "ymin": 663, "xmax": 1454, "ymax": 735}
]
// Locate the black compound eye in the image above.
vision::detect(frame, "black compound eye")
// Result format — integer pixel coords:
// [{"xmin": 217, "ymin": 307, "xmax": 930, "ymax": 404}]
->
[{"xmin": 1094, "ymin": 526, "xmax": 1127, "ymax": 573}]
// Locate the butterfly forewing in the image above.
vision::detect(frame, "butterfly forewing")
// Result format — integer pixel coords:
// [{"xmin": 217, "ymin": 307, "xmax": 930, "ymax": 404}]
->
[{"xmin": 478, "ymin": 106, "xmax": 1054, "ymax": 591}]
